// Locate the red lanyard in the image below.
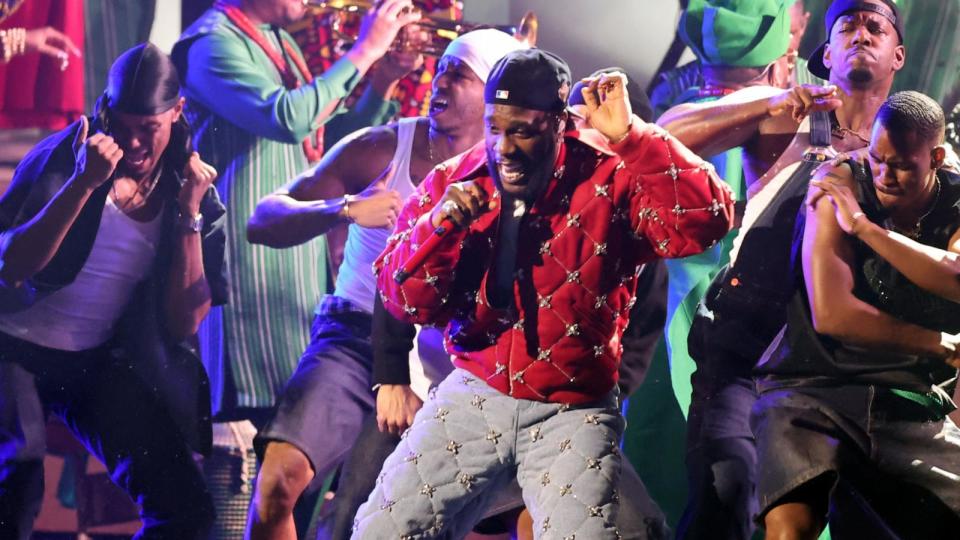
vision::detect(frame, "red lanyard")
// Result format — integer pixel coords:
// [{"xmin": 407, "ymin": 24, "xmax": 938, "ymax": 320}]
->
[{"xmin": 216, "ymin": 2, "xmax": 325, "ymax": 162}]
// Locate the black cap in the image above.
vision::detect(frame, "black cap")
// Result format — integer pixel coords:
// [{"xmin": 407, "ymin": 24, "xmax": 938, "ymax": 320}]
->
[
  {"xmin": 807, "ymin": 0, "xmax": 903, "ymax": 80},
  {"xmin": 106, "ymin": 42, "xmax": 181, "ymax": 115},
  {"xmin": 484, "ymin": 48, "xmax": 572, "ymax": 113},
  {"xmin": 568, "ymin": 67, "xmax": 654, "ymax": 122}
]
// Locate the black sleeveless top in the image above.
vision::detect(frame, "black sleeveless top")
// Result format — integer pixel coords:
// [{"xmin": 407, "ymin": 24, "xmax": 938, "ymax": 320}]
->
[{"xmin": 758, "ymin": 163, "xmax": 960, "ymax": 391}]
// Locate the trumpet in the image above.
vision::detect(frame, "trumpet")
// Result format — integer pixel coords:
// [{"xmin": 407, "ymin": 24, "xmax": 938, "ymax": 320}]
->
[{"xmin": 304, "ymin": 0, "xmax": 538, "ymax": 57}]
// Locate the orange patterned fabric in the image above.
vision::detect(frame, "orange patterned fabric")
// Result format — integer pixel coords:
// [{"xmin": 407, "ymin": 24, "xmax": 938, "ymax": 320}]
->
[{"xmin": 288, "ymin": 0, "xmax": 458, "ymax": 118}]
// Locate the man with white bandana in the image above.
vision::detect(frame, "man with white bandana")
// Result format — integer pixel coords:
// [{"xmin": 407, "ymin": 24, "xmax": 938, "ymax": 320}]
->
[{"xmin": 244, "ymin": 28, "xmax": 527, "ymax": 540}]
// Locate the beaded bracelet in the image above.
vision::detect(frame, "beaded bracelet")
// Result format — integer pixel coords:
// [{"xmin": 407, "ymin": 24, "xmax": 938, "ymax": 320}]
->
[{"xmin": 0, "ymin": 27, "xmax": 26, "ymax": 63}]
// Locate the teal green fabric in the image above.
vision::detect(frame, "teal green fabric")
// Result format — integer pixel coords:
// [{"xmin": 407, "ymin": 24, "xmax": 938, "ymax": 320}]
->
[
  {"xmin": 681, "ymin": 0, "xmax": 794, "ymax": 67},
  {"xmin": 83, "ymin": 1, "xmax": 156, "ymax": 112},
  {"xmin": 794, "ymin": 57, "xmax": 823, "ymax": 86},
  {"xmin": 890, "ymin": 388, "xmax": 955, "ymax": 419},
  {"xmin": 624, "ymin": 342, "xmax": 689, "ymax": 530},
  {"xmin": 890, "ymin": 0, "xmax": 960, "ymax": 103},
  {"xmin": 177, "ymin": 12, "xmax": 362, "ymax": 144},
  {"xmin": 174, "ymin": 10, "xmax": 395, "ymax": 414}
]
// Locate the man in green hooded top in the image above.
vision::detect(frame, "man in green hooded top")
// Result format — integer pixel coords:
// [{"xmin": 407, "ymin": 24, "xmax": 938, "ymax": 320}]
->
[
  {"xmin": 650, "ymin": 0, "xmax": 817, "ymax": 120},
  {"xmin": 653, "ymin": 2, "xmax": 803, "ymax": 539}
]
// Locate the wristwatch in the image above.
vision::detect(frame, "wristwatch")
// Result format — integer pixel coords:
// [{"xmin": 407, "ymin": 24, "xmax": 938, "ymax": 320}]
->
[{"xmin": 178, "ymin": 211, "xmax": 204, "ymax": 233}]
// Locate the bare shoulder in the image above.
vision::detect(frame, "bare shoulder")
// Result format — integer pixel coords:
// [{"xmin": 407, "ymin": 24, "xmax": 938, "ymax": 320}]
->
[
  {"xmin": 812, "ymin": 159, "xmax": 856, "ymax": 187},
  {"xmin": 806, "ymin": 161, "xmax": 855, "ymax": 238},
  {"xmin": 285, "ymin": 123, "xmax": 401, "ymax": 199},
  {"xmin": 334, "ymin": 123, "xmax": 400, "ymax": 162},
  {"xmin": 323, "ymin": 123, "xmax": 401, "ymax": 190}
]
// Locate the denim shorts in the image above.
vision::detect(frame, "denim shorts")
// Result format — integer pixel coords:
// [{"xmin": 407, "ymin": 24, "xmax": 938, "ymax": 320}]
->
[{"xmin": 751, "ymin": 384, "xmax": 960, "ymax": 535}]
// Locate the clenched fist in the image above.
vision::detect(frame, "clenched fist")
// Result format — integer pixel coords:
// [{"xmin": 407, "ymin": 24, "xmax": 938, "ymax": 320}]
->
[
  {"xmin": 376, "ymin": 384, "xmax": 423, "ymax": 435},
  {"xmin": 179, "ymin": 152, "xmax": 218, "ymax": 216},
  {"xmin": 72, "ymin": 116, "xmax": 123, "ymax": 191},
  {"xmin": 429, "ymin": 180, "xmax": 491, "ymax": 228},
  {"xmin": 768, "ymin": 84, "xmax": 843, "ymax": 123},
  {"xmin": 350, "ymin": 0, "xmax": 422, "ymax": 64}
]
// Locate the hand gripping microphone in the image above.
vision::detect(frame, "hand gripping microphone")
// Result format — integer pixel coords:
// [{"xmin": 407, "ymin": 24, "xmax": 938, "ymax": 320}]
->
[
  {"xmin": 394, "ymin": 218, "xmax": 455, "ymax": 284},
  {"xmin": 394, "ymin": 189, "xmax": 496, "ymax": 284}
]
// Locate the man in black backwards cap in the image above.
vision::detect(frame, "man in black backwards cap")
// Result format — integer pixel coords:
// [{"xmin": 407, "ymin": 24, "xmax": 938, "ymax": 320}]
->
[
  {"xmin": 354, "ymin": 48, "xmax": 734, "ymax": 539},
  {"xmin": 0, "ymin": 43, "xmax": 226, "ymax": 539},
  {"xmin": 660, "ymin": 0, "xmax": 905, "ymax": 190}
]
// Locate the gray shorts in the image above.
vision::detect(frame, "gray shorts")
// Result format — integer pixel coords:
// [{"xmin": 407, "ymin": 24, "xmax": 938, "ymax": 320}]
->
[{"xmin": 255, "ymin": 302, "xmax": 375, "ymax": 492}]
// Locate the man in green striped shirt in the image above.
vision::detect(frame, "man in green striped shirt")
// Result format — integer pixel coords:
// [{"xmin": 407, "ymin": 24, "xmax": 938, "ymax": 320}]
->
[{"xmin": 172, "ymin": 0, "xmax": 419, "ymax": 422}]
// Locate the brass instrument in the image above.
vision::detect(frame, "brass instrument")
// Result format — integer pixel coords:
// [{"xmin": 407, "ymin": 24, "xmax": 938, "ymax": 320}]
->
[{"xmin": 304, "ymin": 0, "xmax": 538, "ymax": 57}]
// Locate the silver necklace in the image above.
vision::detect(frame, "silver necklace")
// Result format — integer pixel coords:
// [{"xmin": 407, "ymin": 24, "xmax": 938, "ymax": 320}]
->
[
  {"xmin": 831, "ymin": 125, "xmax": 871, "ymax": 146},
  {"xmin": 887, "ymin": 175, "xmax": 941, "ymax": 239},
  {"xmin": 427, "ymin": 124, "xmax": 438, "ymax": 164},
  {"xmin": 112, "ymin": 165, "xmax": 162, "ymax": 212}
]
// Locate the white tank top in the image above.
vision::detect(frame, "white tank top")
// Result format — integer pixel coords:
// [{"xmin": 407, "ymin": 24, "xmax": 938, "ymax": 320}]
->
[
  {"xmin": 0, "ymin": 197, "xmax": 163, "ymax": 351},
  {"xmin": 330, "ymin": 117, "xmax": 452, "ymax": 399},
  {"xmin": 334, "ymin": 117, "xmax": 419, "ymax": 313}
]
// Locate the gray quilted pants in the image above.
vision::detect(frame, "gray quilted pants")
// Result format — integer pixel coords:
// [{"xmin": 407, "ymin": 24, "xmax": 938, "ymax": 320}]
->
[{"xmin": 352, "ymin": 368, "xmax": 625, "ymax": 539}]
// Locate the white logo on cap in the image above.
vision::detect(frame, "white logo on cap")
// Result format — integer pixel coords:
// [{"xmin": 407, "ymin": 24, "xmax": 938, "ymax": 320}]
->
[{"xmin": 496, "ymin": 89, "xmax": 510, "ymax": 100}]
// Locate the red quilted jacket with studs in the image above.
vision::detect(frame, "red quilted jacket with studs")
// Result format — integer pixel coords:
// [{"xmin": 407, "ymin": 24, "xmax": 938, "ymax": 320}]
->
[{"xmin": 374, "ymin": 122, "xmax": 734, "ymax": 404}]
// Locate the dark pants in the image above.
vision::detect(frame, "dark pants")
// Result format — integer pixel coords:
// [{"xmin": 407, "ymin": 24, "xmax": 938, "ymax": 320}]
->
[
  {"xmin": 314, "ymin": 415, "xmax": 398, "ymax": 540},
  {"xmin": 0, "ymin": 333, "xmax": 214, "ymax": 540},
  {"xmin": 677, "ymin": 293, "xmax": 764, "ymax": 540},
  {"xmin": 677, "ymin": 370, "xmax": 758, "ymax": 540}
]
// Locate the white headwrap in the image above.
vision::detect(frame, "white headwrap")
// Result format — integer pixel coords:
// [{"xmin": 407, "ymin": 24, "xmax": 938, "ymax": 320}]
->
[{"xmin": 441, "ymin": 28, "xmax": 528, "ymax": 83}]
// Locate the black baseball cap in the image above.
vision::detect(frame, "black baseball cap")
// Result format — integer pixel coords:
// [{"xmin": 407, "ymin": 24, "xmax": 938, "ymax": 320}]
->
[
  {"xmin": 807, "ymin": 0, "xmax": 903, "ymax": 80},
  {"xmin": 484, "ymin": 48, "xmax": 572, "ymax": 113}
]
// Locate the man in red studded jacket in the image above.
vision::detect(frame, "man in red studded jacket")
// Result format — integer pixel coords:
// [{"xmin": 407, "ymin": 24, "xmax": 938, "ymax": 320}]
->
[{"xmin": 353, "ymin": 49, "xmax": 734, "ymax": 540}]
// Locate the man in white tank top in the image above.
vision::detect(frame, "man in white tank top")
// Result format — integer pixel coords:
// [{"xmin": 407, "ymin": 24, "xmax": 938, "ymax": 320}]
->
[
  {"xmin": 244, "ymin": 29, "xmax": 527, "ymax": 540},
  {"xmin": 0, "ymin": 44, "xmax": 225, "ymax": 539}
]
